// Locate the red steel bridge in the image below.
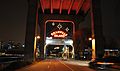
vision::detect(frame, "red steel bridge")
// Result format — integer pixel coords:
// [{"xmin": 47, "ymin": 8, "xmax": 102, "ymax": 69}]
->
[{"xmin": 24, "ymin": 0, "xmax": 104, "ymax": 63}]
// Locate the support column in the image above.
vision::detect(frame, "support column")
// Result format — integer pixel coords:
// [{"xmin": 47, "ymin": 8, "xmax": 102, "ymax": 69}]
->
[
  {"xmin": 38, "ymin": 14, "xmax": 45, "ymax": 59},
  {"xmin": 24, "ymin": 0, "xmax": 37, "ymax": 62},
  {"xmin": 74, "ymin": 23, "xmax": 81, "ymax": 59},
  {"xmin": 39, "ymin": 25, "xmax": 44, "ymax": 59},
  {"xmin": 91, "ymin": 0, "xmax": 104, "ymax": 58}
]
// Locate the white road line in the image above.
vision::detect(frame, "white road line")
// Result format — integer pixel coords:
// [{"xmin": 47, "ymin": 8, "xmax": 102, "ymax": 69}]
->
[
  {"xmin": 48, "ymin": 65, "xmax": 50, "ymax": 68},
  {"xmin": 59, "ymin": 60, "xmax": 74, "ymax": 71},
  {"xmin": 50, "ymin": 62, "xmax": 51, "ymax": 64}
]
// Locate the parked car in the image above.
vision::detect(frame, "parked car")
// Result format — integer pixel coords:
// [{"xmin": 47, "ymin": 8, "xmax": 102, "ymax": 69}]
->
[{"xmin": 89, "ymin": 56, "xmax": 120, "ymax": 70}]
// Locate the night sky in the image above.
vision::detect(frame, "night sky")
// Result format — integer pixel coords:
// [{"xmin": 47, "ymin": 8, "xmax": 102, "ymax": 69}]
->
[
  {"xmin": 0, "ymin": 0, "xmax": 27, "ymax": 43},
  {"xmin": 0, "ymin": 0, "xmax": 120, "ymax": 43},
  {"xmin": 101, "ymin": 0, "xmax": 120, "ymax": 39}
]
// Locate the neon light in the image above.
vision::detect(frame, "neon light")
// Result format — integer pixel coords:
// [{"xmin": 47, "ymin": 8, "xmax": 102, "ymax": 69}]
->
[
  {"xmin": 51, "ymin": 31, "xmax": 68, "ymax": 38},
  {"xmin": 44, "ymin": 20, "xmax": 75, "ymax": 41}
]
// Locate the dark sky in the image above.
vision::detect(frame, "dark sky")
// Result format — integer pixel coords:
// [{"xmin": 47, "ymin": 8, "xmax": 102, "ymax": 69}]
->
[
  {"xmin": 81, "ymin": 0, "xmax": 120, "ymax": 40},
  {"xmin": 101, "ymin": 0, "xmax": 120, "ymax": 39},
  {"xmin": 0, "ymin": 0, "xmax": 27, "ymax": 43},
  {"xmin": 0, "ymin": 0, "xmax": 120, "ymax": 43}
]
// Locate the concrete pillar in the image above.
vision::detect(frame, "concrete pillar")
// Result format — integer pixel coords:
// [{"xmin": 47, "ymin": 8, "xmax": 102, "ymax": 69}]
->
[
  {"xmin": 91, "ymin": 0, "xmax": 104, "ymax": 58},
  {"xmin": 24, "ymin": 0, "xmax": 37, "ymax": 62},
  {"xmin": 38, "ymin": 14, "xmax": 45, "ymax": 59}
]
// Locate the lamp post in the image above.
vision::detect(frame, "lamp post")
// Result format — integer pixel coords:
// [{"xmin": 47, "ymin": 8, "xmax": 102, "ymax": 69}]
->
[
  {"xmin": 34, "ymin": 35, "xmax": 40, "ymax": 61},
  {"xmin": 92, "ymin": 38, "xmax": 96, "ymax": 59},
  {"xmin": 88, "ymin": 37, "xmax": 96, "ymax": 60}
]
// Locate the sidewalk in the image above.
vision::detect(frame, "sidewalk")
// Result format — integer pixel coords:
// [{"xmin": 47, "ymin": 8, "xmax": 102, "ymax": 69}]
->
[
  {"xmin": 63, "ymin": 60, "xmax": 90, "ymax": 66},
  {"xmin": 111, "ymin": 65, "xmax": 120, "ymax": 70}
]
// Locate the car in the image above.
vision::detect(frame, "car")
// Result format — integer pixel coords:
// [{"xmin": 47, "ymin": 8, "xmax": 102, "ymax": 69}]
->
[{"xmin": 89, "ymin": 56, "xmax": 120, "ymax": 70}]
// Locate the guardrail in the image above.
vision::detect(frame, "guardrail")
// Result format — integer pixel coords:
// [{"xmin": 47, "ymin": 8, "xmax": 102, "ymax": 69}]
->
[{"xmin": 0, "ymin": 56, "xmax": 23, "ymax": 70}]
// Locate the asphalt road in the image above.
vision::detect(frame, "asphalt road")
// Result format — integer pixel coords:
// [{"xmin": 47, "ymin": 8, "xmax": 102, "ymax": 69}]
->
[{"xmin": 16, "ymin": 59, "xmax": 119, "ymax": 71}]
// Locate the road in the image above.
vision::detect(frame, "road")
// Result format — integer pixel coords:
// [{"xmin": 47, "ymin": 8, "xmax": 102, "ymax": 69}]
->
[{"xmin": 16, "ymin": 59, "xmax": 119, "ymax": 71}]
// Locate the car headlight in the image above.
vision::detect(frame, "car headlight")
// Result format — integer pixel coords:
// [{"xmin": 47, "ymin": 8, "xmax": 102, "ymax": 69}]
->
[{"xmin": 97, "ymin": 62, "xmax": 114, "ymax": 65}]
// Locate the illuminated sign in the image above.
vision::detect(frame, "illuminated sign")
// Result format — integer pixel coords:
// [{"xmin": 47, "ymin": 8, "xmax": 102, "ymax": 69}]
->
[
  {"xmin": 45, "ymin": 20, "xmax": 75, "ymax": 39},
  {"xmin": 51, "ymin": 31, "xmax": 68, "ymax": 38}
]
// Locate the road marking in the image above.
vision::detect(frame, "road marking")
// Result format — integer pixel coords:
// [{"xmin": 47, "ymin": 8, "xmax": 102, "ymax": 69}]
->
[
  {"xmin": 48, "ymin": 65, "xmax": 49, "ymax": 68},
  {"xmin": 59, "ymin": 60, "xmax": 74, "ymax": 71},
  {"xmin": 50, "ymin": 62, "xmax": 51, "ymax": 64}
]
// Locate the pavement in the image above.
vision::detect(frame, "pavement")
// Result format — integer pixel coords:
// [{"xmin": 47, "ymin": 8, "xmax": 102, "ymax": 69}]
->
[
  {"xmin": 16, "ymin": 59, "xmax": 94, "ymax": 71},
  {"xmin": 63, "ymin": 60, "xmax": 90, "ymax": 66},
  {"xmin": 111, "ymin": 65, "xmax": 120, "ymax": 70}
]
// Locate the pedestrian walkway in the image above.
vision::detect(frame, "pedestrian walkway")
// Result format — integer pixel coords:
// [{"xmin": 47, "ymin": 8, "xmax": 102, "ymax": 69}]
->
[{"xmin": 64, "ymin": 60, "xmax": 90, "ymax": 66}]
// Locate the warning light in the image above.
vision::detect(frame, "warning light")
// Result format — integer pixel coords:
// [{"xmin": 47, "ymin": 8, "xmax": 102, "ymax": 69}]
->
[{"xmin": 51, "ymin": 31, "xmax": 68, "ymax": 38}]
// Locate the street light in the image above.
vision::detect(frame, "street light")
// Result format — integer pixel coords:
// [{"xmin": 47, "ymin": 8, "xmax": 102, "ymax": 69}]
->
[
  {"xmin": 88, "ymin": 37, "xmax": 92, "ymax": 41},
  {"xmin": 36, "ymin": 35, "xmax": 40, "ymax": 39}
]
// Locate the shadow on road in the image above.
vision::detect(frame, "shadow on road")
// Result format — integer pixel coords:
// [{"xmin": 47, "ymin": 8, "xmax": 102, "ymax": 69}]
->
[{"xmin": 1, "ymin": 61, "xmax": 32, "ymax": 71}]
